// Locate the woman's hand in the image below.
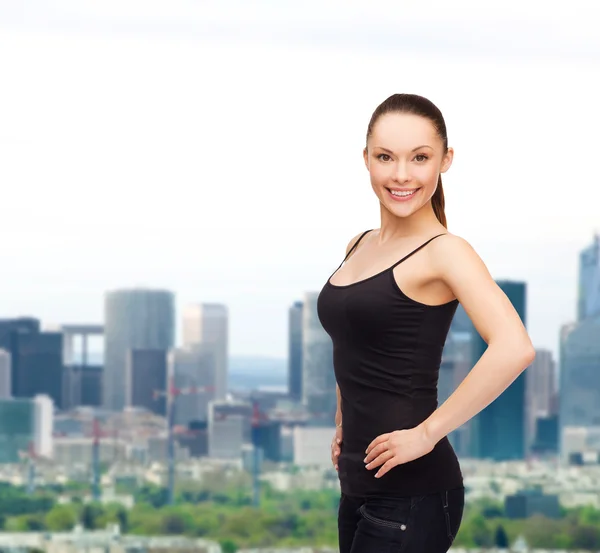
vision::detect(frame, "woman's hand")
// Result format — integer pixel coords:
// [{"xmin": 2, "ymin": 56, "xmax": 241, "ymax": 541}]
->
[
  {"xmin": 363, "ymin": 423, "xmax": 435, "ymax": 478},
  {"xmin": 331, "ymin": 425, "xmax": 343, "ymax": 470}
]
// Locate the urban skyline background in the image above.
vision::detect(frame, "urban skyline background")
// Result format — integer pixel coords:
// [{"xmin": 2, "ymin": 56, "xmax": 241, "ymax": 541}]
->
[
  {"xmin": 2, "ymin": 3, "xmax": 600, "ymax": 549},
  {"xmin": 0, "ymin": 228, "xmax": 594, "ymax": 509},
  {"xmin": 1, "ymin": 1, "xmax": 600, "ymax": 360}
]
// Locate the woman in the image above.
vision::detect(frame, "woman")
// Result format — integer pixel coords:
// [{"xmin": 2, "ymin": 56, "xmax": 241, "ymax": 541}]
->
[{"xmin": 316, "ymin": 93, "xmax": 535, "ymax": 552}]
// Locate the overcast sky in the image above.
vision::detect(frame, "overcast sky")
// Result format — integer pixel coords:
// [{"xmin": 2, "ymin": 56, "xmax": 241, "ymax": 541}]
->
[{"xmin": 0, "ymin": 0, "xmax": 598, "ymax": 359}]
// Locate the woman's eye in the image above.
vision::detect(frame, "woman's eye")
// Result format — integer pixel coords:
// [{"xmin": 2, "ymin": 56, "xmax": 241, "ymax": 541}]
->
[
  {"xmin": 414, "ymin": 154, "xmax": 428, "ymax": 162},
  {"xmin": 377, "ymin": 154, "xmax": 391, "ymax": 161}
]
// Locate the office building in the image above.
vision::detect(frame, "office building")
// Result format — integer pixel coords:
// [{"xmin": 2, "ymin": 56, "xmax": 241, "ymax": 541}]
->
[
  {"xmin": 288, "ymin": 301, "xmax": 303, "ymax": 401},
  {"xmin": 103, "ymin": 289, "xmax": 175, "ymax": 411},
  {"xmin": 182, "ymin": 304, "xmax": 228, "ymax": 400}
]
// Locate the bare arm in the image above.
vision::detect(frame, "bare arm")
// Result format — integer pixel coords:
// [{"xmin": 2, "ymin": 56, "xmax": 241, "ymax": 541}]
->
[
  {"xmin": 423, "ymin": 235, "xmax": 536, "ymax": 444},
  {"xmin": 335, "ymin": 384, "xmax": 342, "ymax": 427}
]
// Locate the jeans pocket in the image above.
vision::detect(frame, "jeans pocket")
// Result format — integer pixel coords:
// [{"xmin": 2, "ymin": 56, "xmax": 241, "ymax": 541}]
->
[
  {"xmin": 359, "ymin": 496, "xmax": 412, "ymax": 531},
  {"xmin": 441, "ymin": 487, "xmax": 465, "ymax": 544}
]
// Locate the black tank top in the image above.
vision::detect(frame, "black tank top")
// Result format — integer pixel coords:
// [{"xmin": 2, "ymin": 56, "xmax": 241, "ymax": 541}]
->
[{"xmin": 317, "ymin": 230, "xmax": 464, "ymax": 497}]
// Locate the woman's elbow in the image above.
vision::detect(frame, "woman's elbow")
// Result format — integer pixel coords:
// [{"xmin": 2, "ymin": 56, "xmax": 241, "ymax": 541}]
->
[{"xmin": 520, "ymin": 339, "xmax": 536, "ymax": 367}]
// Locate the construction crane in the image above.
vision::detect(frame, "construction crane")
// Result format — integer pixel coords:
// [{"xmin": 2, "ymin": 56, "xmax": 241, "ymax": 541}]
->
[
  {"xmin": 92, "ymin": 417, "xmax": 101, "ymax": 501},
  {"xmin": 154, "ymin": 376, "xmax": 213, "ymax": 505}
]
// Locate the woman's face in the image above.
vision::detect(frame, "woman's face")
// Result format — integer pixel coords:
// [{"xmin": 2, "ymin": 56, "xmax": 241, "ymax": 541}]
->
[{"xmin": 363, "ymin": 112, "xmax": 453, "ymax": 219}]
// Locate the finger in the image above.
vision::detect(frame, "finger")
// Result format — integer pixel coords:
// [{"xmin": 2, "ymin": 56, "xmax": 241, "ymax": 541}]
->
[
  {"xmin": 366, "ymin": 433, "xmax": 390, "ymax": 454},
  {"xmin": 364, "ymin": 442, "xmax": 388, "ymax": 464},
  {"xmin": 375, "ymin": 456, "xmax": 400, "ymax": 478},
  {"xmin": 366, "ymin": 450, "xmax": 394, "ymax": 470}
]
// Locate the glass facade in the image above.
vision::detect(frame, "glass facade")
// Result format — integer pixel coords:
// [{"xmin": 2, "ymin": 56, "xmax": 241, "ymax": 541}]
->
[
  {"xmin": 104, "ymin": 289, "xmax": 175, "ymax": 411},
  {"xmin": 470, "ymin": 280, "xmax": 528, "ymax": 460},
  {"xmin": 0, "ymin": 399, "xmax": 35, "ymax": 463}
]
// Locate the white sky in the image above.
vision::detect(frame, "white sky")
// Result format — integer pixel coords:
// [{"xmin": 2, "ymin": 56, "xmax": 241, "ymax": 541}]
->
[{"xmin": 0, "ymin": 0, "xmax": 599, "ymax": 358}]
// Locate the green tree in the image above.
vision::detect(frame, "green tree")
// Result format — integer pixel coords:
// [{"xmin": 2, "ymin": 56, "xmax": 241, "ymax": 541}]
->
[
  {"xmin": 81, "ymin": 503, "xmax": 104, "ymax": 530},
  {"xmin": 45, "ymin": 504, "xmax": 77, "ymax": 531},
  {"xmin": 220, "ymin": 538, "xmax": 239, "ymax": 553},
  {"xmin": 495, "ymin": 524, "xmax": 509, "ymax": 548},
  {"xmin": 6, "ymin": 514, "xmax": 45, "ymax": 532},
  {"xmin": 572, "ymin": 524, "xmax": 600, "ymax": 550},
  {"xmin": 522, "ymin": 514, "xmax": 563, "ymax": 549},
  {"xmin": 469, "ymin": 514, "xmax": 494, "ymax": 547}
]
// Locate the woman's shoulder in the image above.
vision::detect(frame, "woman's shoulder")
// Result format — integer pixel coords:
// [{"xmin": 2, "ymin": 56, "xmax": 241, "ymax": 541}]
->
[
  {"xmin": 428, "ymin": 231, "xmax": 485, "ymax": 272},
  {"xmin": 344, "ymin": 229, "xmax": 374, "ymax": 255}
]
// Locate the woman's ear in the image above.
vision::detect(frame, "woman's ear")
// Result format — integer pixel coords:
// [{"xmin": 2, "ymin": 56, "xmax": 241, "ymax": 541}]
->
[{"xmin": 441, "ymin": 147, "xmax": 454, "ymax": 174}]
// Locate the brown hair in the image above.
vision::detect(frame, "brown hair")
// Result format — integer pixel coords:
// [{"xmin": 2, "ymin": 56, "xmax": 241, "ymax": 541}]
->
[{"xmin": 366, "ymin": 94, "xmax": 449, "ymax": 228}]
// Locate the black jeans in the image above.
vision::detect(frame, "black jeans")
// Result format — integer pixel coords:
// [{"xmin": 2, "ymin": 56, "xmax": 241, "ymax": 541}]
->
[{"xmin": 338, "ymin": 486, "xmax": 464, "ymax": 553}]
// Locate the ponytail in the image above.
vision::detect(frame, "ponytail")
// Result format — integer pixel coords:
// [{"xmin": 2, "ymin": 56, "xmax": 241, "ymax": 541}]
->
[{"xmin": 432, "ymin": 175, "xmax": 447, "ymax": 228}]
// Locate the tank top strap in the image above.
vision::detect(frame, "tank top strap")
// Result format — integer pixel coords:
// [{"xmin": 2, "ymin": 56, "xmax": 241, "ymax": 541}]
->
[
  {"xmin": 390, "ymin": 233, "xmax": 448, "ymax": 269},
  {"xmin": 334, "ymin": 229, "xmax": 373, "ymax": 271}
]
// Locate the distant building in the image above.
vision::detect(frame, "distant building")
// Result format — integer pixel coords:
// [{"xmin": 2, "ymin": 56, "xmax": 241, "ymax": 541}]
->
[
  {"xmin": 252, "ymin": 420, "xmax": 283, "ymax": 462},
  {"xmin": 126, "ymin": 348, "xmax": 167, "ymax": 416},
  {"xmin": 293, "ymin": 426, "xmax": 335, "ymax": 469},
  {"xmin": 439, "ymin": 320, "xmax": 473, "ymax": 456},
  {"xmin": 209, "ymin": 400, "xmax": 253, "ymax": 442},
  {"xmin": 208, "ymin": 404, "xmax": 244, "ymax": 460},
  {"xmin": 470, "ymin": 281, "xmax": 529, "ymax": 460},
  {"xmin": 0, "ymin": 349, "xmax": 10, "ymax": 399},
  {"xmin": 53, "ymin": 437, "xmax": 128, "ymax": 466},
  {"xmin": 61, "ymin": 324, "xmax": 104, "ymax": 410},
  {"xmin": 103, "ymin": 289, "xmax": 175, "ymax": 411},
  {"xmin": 577, "ymin": 233, "xmax": 600, "ymax": 321},
  {"xmin": 561, "ymin": 426, "xmax": 600, "ymax": 465},
  {"xmin": 0, "ymin": 395, "xmax": 53, "ymax": 463},
  {"xmin": 439, "ymin": 305, "xmax": 476, "ymax": 457},
  {"xmin": 531, "ymin": 414, "xmax": 559, "ymax": 454},
  {"xmin": 302, "ymin": 291, "xmax": 335, "ymax": 425},
  {"xmin": 559, "ymin": 314, "xmax": 600, "ymax": 456},
  {"xmin": 65, "ymin": 364, "xmax": 103, "ymax": 408},
  {"xmin": 288, "ymin": 301, "xmax": 303, "ymax": 401},
  {"xmin": 0, "ymin": 318, "xmax": 40, "ymax": 398},
  {"xmin": 505, "ymin": 489, "xmax": 561, "ymax": 519},
  {"xmin": 176, "ymin": 422, "xmax": 209, "ymax": 458},
  {"xmin": 12, "ymin": 331, "xmax": 63, "ymax": 409},
  {"xmin": 171, "ymin": 344, "xmax": 217, "ymax": 426},
  {"xmin": 182, "ymin": 304, "xmax": 228, "ymax": 401},
  {"xmin": 526, "ymin": 349, "xmax": 557, "ymax": 449}
]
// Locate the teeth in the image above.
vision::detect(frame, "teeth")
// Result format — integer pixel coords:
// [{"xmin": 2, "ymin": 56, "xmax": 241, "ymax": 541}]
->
[{"xmin": 390, "ymin": 189, "xmax": 417, "ymax": 197}]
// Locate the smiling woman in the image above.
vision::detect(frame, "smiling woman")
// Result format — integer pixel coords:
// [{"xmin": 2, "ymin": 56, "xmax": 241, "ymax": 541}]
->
[{"xmin": 316, "ymin": 93, "xmax": 535, "ymax": 553}]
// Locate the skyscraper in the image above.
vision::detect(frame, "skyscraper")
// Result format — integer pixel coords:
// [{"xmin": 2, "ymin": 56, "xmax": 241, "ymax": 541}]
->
[
  {"xmin": 440, "ymin": 309, "xmax": 474, "ymax": 457},
  {"xmin": 301, "ymin": 291, "xmax": 335, "ymax": 425},
  {"xmin": 12, "ymin": 331, "xmax": 64, "ymax": 409},
  {"xmin": 558, "ymin": 236, "xmax": 600, "ymax": 458},
  {"xmin": 559, "ymin": 315, "xmax": 600, "ymax": 432},
  {"xmin": 526, "ymin": 349, "xmax": 556, "ymax": 449},
  {"xmin": 171, "ymin": 344, "xmax": 216, "ymax": 425},
  {"xmin": 288, "ymin": 301, "xmax": 303, "ymax": 401},
  {"xmin": 182, "ymin": 304, "xmax": 228, "ymax": 400},
  {"xmin": 126, "ymin": 349, "xmax": 168, "ymax": 416},
  {"xmin": 470, "ymin": 280, "xmax": 528, "ymax": 460},
  {"xmin": 0, "ymin": 318, "xmax": 41, "ymax": 397},
  {"xmin": 0, "ymin": 350, "xmax": 11, "ymax": 399},
  {"xmin": 577, "ymin": 233, "xmax": 600, "ymax": 321},
  {"xmin": 103, "ymin": 289, "xmax": 175, "ymax": 411}
]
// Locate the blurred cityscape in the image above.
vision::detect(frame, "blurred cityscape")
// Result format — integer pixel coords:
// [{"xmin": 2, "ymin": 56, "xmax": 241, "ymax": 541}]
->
[{"xmin": 0, "ymin": 232, "xmax": 598, "ymax": 553}]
